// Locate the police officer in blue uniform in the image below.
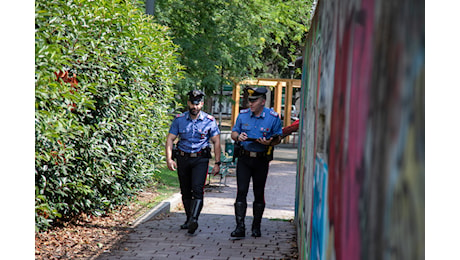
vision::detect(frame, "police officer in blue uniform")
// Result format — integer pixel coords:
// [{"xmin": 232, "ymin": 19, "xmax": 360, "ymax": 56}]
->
[
  {"xmin": 230, "ymin": 87, "xmax": 283, "ymax": 238},
  {"xmin": 165, "ymin": 90, "xmax": 221, "ymax": 235}
]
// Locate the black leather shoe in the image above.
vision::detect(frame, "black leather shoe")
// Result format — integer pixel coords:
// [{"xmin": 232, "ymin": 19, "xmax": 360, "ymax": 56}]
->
[
  {"xmin": 231, "ymin": 225, "xmax": 246, "ymax": 238},
  {"xmin": 181, "ymin": 199, "xmax": 192, "ymax": 229},
  {"xmin": 251, "ymin": 224, "xmax": 261, "ymax": 237},
  {"xmin": 230, "ymin": 202, "xmax": 247, "ymax": 239},
  {"xmin": 187, "ymin": 199, "xmax": 203, "ymax": 234},
  {"xmin": 180, "ymin": 220, "xmax": 189, "ymax": 229},
  {"xmin": 187, "ymin": 218, "xmax": 198, "ymax": 234},
  {"xmin": 251, "ymin": 202, "xmax": 265, "ymax": 237}
]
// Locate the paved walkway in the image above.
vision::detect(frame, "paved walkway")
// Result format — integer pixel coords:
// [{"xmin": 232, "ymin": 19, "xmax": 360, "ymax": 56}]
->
[{"xmin": 96, "ymin": 144, "xmax": 298, "ymax": 260}]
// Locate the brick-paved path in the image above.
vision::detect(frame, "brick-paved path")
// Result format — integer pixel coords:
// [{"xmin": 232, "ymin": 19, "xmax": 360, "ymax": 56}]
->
[{"xmin": 97, "ymin": 145, "xmax": 298, "ymax": 260}]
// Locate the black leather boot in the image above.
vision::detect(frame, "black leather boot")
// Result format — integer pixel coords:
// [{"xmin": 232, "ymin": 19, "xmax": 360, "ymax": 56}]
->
[
  {"xmin": 187, "ymin": 199, "xmax": 203, "ymax": 234},
  {"xmin": 180, "ymin": 199, "xmax": 192, "ymax": 229},
  {"xmin": 251, "ymin": 202, "xmax": 265, "ymax": 237},
  {"xmin": 231, "ymin": 202, "xmax": 247, "ymax": 238}
]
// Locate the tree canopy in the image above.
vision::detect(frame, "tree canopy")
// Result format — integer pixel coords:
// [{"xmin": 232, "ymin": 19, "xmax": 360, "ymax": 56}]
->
[{"xmin": 153, "ymin": 0, "xmax": 313, "ymax": 102}]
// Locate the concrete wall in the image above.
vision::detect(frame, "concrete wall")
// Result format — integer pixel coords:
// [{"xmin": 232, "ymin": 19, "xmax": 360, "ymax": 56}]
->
[{"xmin": 295, "ymin": 0, "xmax": 424, "ymax": 259}]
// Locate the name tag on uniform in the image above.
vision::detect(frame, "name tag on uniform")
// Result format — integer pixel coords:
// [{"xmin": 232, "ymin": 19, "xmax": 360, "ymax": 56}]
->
[{"xmin": 250, "ymin": 152, "xmax": 257, "ymax": 157}]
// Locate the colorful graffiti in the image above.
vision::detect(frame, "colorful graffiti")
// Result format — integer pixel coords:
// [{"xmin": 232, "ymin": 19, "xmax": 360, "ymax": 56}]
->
[{"xmin": 295, "ymin": 0, "xmax": 424, "ymax": 259}]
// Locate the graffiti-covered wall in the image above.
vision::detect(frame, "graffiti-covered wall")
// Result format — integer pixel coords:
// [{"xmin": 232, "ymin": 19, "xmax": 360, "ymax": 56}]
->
[{"xmin": 295, "ymin": 0, "xmax": 424, "ymax": 259}]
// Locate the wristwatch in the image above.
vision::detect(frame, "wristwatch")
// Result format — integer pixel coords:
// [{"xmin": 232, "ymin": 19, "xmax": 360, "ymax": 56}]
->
[{"xmin": 215, "ymin": 161, "xmax": 222, "ymax": 166}]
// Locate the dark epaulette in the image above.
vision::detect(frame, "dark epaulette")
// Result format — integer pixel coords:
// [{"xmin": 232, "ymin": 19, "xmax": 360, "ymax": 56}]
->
[
  {"xmin": 176, "ymin": 113, "xmax": 186, "ymax": 118},
  {"xmin": 240, "ymin": 108, "xmax": 250, "ymax": 114},
  {"xmin": 207, "ymin": 114, "xmax": 215, "ymax": 121},
  {"xmin": 269, "ymin": 110, "xmax": 279, "ymax": 117}
]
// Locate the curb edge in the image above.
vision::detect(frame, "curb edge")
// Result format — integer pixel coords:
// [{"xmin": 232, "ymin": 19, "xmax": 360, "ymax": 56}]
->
[{"xmin": 131, "ymin": 193, "xmax": 182, "ymax": 228}]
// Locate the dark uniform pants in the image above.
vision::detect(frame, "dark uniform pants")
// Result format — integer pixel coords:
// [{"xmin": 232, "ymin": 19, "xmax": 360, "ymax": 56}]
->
[
  {"xmin": 235, "ymin": 155, "xmax": 270, "ymax": 204},
  {"xmin": 176, "ymin": 156, "xmax": 209, "ymax": 200}
]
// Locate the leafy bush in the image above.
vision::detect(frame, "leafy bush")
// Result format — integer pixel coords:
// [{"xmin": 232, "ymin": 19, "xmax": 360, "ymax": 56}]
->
[{"xmin": 35, "ymin": 0, "xmax": 182, "ymax": 231}]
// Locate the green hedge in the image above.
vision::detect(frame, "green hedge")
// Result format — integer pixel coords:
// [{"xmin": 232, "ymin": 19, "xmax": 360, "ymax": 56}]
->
[{"xmin": 35, "ymin": 0, "xmax": 182, "ymax": 231}]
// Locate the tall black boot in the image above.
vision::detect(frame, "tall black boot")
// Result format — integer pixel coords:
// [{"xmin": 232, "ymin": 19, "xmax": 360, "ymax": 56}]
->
[
  {"xmin": 230, "ymin": 202, "xmax": 247, "ymax": 238},
  {"xmin": 180, "ymin": 199, "xmax": 192, "ymax": 229},
  {"xmin": 251, "ymin": 202, "xmax": 265, "ymax": 237},
  {"xmin": 187, "ymin": 199, "xmax": 203, "ymax": 234}
]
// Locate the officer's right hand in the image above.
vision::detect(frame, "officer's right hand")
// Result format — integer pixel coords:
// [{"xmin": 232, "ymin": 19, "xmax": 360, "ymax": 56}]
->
[
  {"xmin": 167, "ymin": 159, "xmax": 177, "ymax": 171},
  {"xmin": 238, "ymin": 132, "xmax": 248, "ymax": 142}
]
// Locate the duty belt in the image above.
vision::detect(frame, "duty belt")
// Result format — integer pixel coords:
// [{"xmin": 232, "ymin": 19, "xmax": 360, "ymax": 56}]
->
[
  {"xmin": 179, "ymin": 150, "xmax": 204, "ymax": 158},
  {"xmin": 240, "ymin": 149, "xmax": 267, "ymax": 158}
]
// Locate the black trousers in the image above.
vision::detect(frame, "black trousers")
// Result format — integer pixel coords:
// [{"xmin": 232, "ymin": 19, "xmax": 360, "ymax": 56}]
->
[
  {"xmin": 176, "ymin": 156, "xmax": 209, "ymax": 200},
  {"xmin": 235, "ymin": 155, "xmax": 270, "ymax": 204}
]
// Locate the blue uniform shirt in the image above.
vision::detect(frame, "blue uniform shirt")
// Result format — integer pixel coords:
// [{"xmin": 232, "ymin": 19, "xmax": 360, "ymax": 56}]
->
[
  {"xmin": 169, "ymin": 111, "xmax": 220, "ymax": 153},
  {"xmin": 232, "ymin": 107, "xmax": 283, "ymax": 152}
]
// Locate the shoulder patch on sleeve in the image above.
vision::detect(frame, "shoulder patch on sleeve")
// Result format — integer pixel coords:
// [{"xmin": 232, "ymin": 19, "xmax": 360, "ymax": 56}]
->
[
  {"xmin": 270, "ymin": 110, "xmax": 279, "ymax": 117},
  {"xmin": 240, "ymin": 108, "xmax": 250, "ymax": 114},
  {"xmin": 207, "ymin": 114, "xmax": 215, "ymax": 120},
  {"xmin": 176, "ymin": 113, "xmax": 185, "ymax": 118}
]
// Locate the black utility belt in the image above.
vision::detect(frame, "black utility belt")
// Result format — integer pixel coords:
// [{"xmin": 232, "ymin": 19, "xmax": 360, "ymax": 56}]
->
[
  {"xmin": 179, "ymin": 150, "xmax": 204, "ymax": 157},
  {"xmin": 177, "ymin": 147, "xmax": 211, "ymax": 158},
  {"xmin": 240, "ymin": 149, "xmax": 268, "ymax": 158}
]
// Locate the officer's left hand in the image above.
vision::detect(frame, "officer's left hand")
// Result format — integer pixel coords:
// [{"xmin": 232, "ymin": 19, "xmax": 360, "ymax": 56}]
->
[
  {"xmin": 211, "ymin": 164, "xmax": 220, "ymax": 176},
  {"xmin": 166, "ymin": 158, "xmax": 177, "ymax": 171},
  {"xmin": 257, "ymin": 137, "xmax": 273, "ymax": 146}
]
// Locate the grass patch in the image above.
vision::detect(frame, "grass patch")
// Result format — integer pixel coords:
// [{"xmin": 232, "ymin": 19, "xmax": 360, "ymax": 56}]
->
[
  {"xmin": 155, "ymin": 166, "xmax": 181, "ymax": 188},
  {"xmin": 269, "ymin": 218, "xmax": 294, "ymax": 222}
]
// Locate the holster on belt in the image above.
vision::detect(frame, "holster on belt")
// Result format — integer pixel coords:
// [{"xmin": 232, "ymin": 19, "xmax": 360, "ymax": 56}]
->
[
  {"xmin": 233, "ymin": 141, "xmax": 241, "ymax": 162},
  {"xmin": 203, "ymin": 146, "xmax": 212, "ymax": 158},
  {"xmin": 265, "ymin": 134, "xmax": 279, "ymax": 161},
  {"xmin": 172, "ymin": 144, "xmax": 179, "ymax": 160},
  {"xmin": 266, "ymin": 145, "xmax": 274, "ymax": 161}
]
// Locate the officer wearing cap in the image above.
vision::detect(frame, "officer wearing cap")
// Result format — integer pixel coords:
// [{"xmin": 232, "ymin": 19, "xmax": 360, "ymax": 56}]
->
[
  {"xmin": 229, "ymin": 87, "xmax": 283, "ymax": 239},
  {"xmin": 165, "ymin": 89, "xmax": 221, "ymax": 235}
]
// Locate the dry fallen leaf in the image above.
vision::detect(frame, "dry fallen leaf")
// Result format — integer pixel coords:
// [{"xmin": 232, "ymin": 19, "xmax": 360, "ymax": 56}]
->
[{"xmin": 35, "ymin": 188, "xmax": 160, "ymax": 259}]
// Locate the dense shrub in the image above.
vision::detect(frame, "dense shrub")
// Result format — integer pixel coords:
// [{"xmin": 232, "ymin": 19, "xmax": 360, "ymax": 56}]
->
[{"xmin": 35, "ymin": 0, "xmax": 182, "ymax": 231}]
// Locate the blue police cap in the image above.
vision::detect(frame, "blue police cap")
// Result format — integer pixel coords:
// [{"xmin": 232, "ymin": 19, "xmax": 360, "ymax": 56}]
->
[
  {"xmin": 247, "ymin": 87, "xmax": 267, "ymax": 101},
  {"xmin": 187, "ymin": 90, "xmax": 205, "ymax": 104}
]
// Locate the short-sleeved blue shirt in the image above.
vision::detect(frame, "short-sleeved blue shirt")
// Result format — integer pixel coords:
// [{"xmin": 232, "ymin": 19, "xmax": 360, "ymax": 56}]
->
[
  {"xmin": 169, "ymin": 111, "xmax": 220, "ymax": 153},
  {"xmin": 232, "ymin": 107, "xmax": 283, "ymax": 152}
]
